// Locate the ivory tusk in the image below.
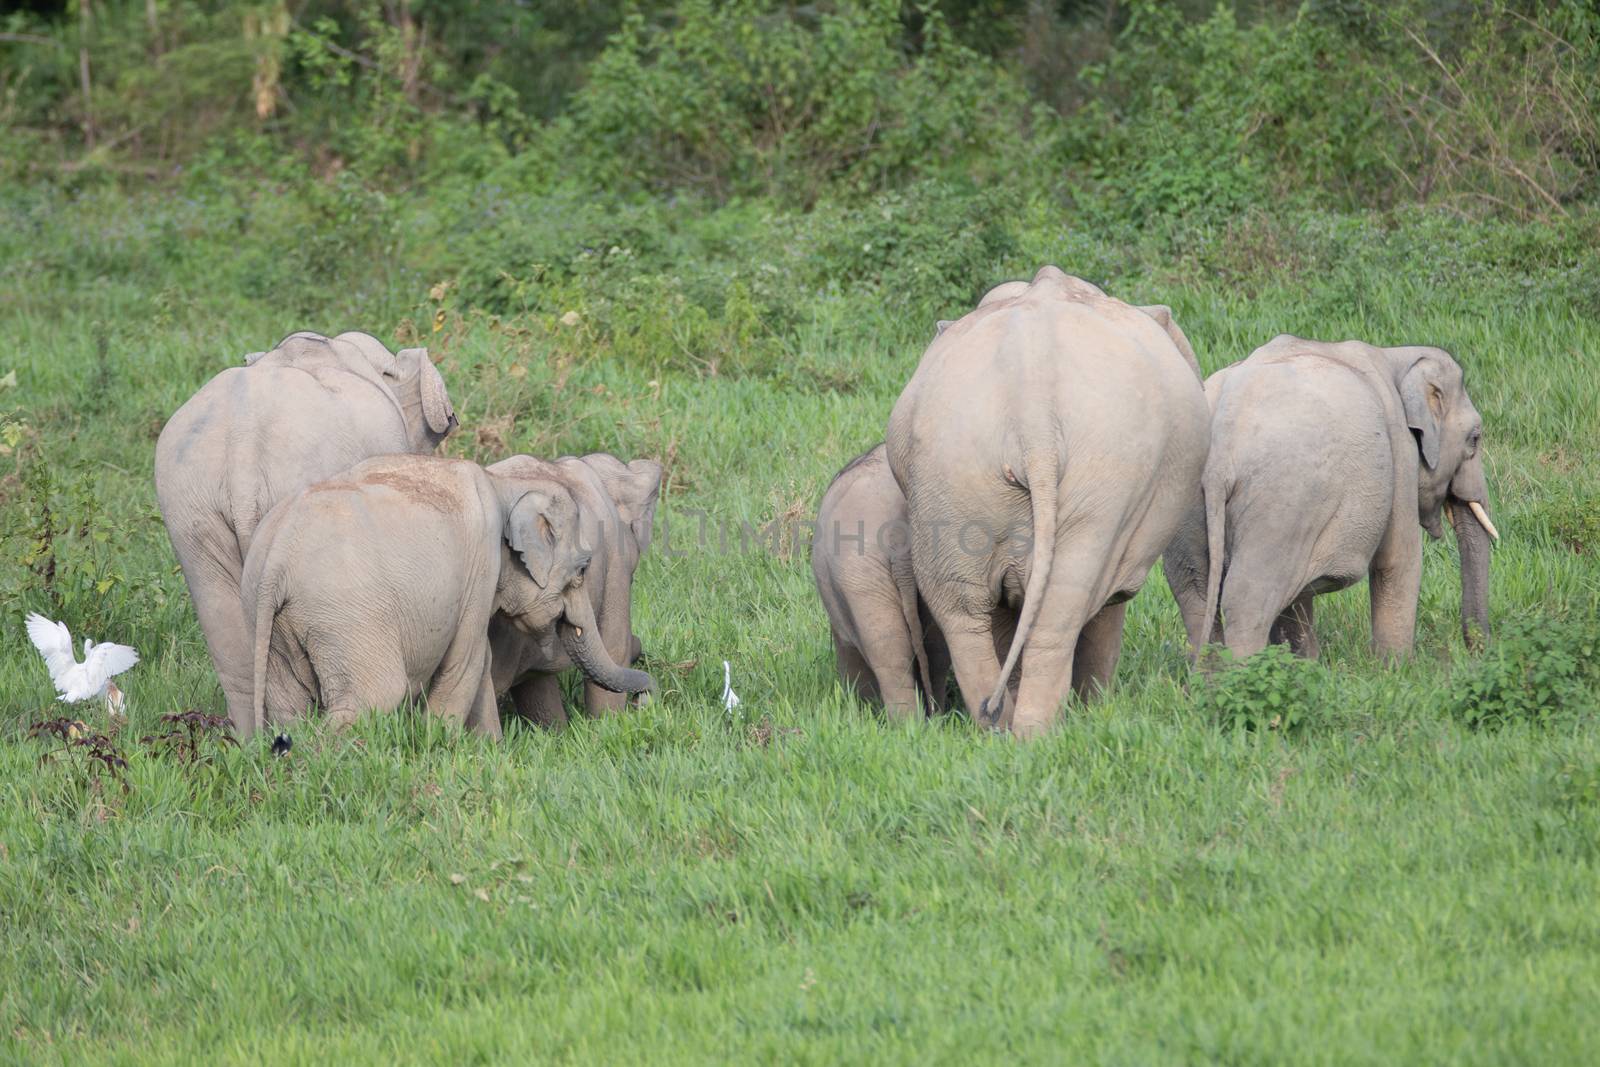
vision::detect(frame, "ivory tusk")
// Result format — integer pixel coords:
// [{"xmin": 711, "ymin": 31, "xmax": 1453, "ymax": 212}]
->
[
  {"xmin": 574, "ymin": 626, "xmax": 583, "ymax": 637},
  {"xmin": 1467, "ymin": 501, "xmax": 1500, "ymax": 542}
]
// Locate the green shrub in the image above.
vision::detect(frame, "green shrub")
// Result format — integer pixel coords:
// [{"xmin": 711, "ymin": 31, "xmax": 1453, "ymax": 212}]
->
[
  {"xmin": 1451, "ymin": 612, "xmax": 1600, "ymax": 730},
  {"xmin": 564, "ymin": 0, "xmax": 1029, "ymax": 202},
  {"xmin": 1193, "ymin": 644, "xmax": 1319, "ymax": 736}
]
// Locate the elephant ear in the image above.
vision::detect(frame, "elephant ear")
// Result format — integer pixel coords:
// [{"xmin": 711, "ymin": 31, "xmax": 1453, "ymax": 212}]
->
[
  {"xmin": 412, "ymin": 351, "xmax": 456, "ymax": 435},
  {"xmin": 1138, "ymin": 304, "xmax": 1203, "ymax": 382},
  {"xmin": 585, "ymin": 454, "xmax": 662, "ymax": 555},
  {"xmin": 1399, "ymin": 356, "xmax": 1442, "ymax": 470},
  {"xmin": 933, "ymin": 320, "xmax": 955, "ymax": 338},
  {"xmin": 505, "ymin": 490, "xmax": 564, "ymax": 589}
]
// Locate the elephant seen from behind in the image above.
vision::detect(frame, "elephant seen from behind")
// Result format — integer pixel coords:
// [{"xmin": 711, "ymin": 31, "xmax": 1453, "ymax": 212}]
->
[{"xmin": 886, "ymin": 266, "xmax": 1211, "ymax": 738}]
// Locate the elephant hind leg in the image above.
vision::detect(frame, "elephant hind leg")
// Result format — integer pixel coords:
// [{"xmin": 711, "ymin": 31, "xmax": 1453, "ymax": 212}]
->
[
  {"xmin": 178, "ymin": 530, "xmax": 254, "ymax": 729},
  {"xmin": 1217, "ymin": 556, "xmax": 1297, "ymax": 661},
  {"xmin": 833, "ymin": 635, "xmax": 881, "ymax": 707},
  {"xmin": 939, "ymin": 622, "xmax": 1005, "ymax": 730},
  {"xmin": 850, "ymin": 612, "xmax": 924, "ymax": 720},
  {"xmin": 1072, "ymin": 600, "xmax": 1129, "ymax": 700},
  {"xmin": 1269, "ymin": 593, "xmax": 1319, "ymax": 659},
  {"xmin": 321, "ymin": 649, "xmax": 410, "ymax": 730}
]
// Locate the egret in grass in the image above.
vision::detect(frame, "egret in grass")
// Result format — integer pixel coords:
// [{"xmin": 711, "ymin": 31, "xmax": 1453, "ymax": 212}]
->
[{"xmin": 25, "ymin": 613, "xmax": 139, "ymax": 720}]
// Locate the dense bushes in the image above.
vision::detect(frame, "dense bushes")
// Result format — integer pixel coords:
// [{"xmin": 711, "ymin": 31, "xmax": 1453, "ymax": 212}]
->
[{"xmin": 5, "ymin": 1, "xmax": 1598, "ymax": 224}]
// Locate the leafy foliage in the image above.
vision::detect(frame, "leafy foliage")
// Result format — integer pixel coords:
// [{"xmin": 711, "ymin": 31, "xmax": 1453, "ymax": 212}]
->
[
  {"xmin": 1194, "ymin": 644, "xmax": 1320, "ymax": 736},
  {"xmin": 1451, "ymin": 611, "xmax": 1600, "ymax": 730}
]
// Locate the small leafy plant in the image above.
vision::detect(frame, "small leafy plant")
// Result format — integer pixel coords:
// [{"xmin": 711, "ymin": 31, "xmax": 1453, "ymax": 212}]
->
[
  {"xmin": 28, "ymin": 717, "xmax": 131, "ymax": 798},
  {"xmin": 1451, "ymin": 612, "xmax": 1600, "ymax": 730},
  {"xmin": 1194, "ymin": 643, "xmax": 1318, "ymax": 736},
  {"xmin": 141, "ymin": 709, "xmax": 239, "ymax": 767}
]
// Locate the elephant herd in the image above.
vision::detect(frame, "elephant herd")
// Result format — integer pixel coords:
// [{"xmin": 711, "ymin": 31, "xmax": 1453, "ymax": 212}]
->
[
  {"xmin": 155, "ymin": 330, "xmax": 657, "ymax": 740},
  {"xmin": 812, "ymin": 266, "xmax": 1496, "ymax": 737},
  {"xmin": 154, "ymin": 265, "xmax": 1497, "ymax": 742}
]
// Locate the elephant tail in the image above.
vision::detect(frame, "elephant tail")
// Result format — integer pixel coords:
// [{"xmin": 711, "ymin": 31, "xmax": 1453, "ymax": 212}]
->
[
  {"xmin": 890, "ymin": 549, "xmax": 935, "ymax": 714},
  {"xmin": 1197, "ymin": 464, "xmax": 1228, "ymax": 651},
  {"xmin": 981, "ymin": 448, "xmax": 1059, "ymax": 725}
]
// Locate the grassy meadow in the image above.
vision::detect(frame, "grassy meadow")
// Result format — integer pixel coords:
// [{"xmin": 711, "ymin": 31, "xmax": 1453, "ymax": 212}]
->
[
  {"xmin": 1, "ymin": 180, "xmax": 1598, "ymax": 1063},
  {"xmin": 4, "ymin": 0, "xmax": 1600, "ymax": 1058}
]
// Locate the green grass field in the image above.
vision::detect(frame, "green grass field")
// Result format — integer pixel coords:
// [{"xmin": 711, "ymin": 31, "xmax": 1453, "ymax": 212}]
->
[{"xmin": 2, "ymin": 187, "xmax": 1599, "ymax": 1063}]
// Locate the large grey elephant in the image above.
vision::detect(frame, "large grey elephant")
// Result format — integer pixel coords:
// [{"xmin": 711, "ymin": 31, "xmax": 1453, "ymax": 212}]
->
[
  {"xmin": 486, "ymin": 452, "xmax": 661, "ymax": 729},
  {"xmin": 812, "ymin": 442, "xmax": 950, "ymax": 718},
  {"xmin": 1163, "ymin": 335, "xmax": 1497, "ymax": 661},
  {"xmin": 240, "ymin": 454, "xmax": 654, "ymax": 740},
  {"xmin": 886, "ymin": 266, "xmax": 1211, "ymax": 737},
  {"xmin": 156, "ymin": 331, "xmax": 457, "ymax": 733}
]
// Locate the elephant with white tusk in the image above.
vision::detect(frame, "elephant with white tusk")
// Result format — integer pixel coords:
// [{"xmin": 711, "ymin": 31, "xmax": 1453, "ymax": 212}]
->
[
  {"xmin": 886, "ymin": 266, "xmax": 1211, "ymax": 738},
  {"xmin": 156, "ymin": 331, "xmax": 457, "ymax": 734},
  {"xmin": 240, "ymin": 454, "xmax": 653, "ymax": 740},
  {"xmin": 1163, "ymin": 334, "xmax": 1497, "ymax": 662},
  {"xmin": 485, "ymin": 452, "xmax": 662, "ymax": 730},
  {"xmin": 812, "ymin": 442, "xmax": 950, "ymax": 718}
]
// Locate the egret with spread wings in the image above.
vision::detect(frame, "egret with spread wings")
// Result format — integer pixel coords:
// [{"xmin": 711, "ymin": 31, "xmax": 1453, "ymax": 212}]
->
[{"xmin": 25, "ymin": 613, "xmax": 139, "ymax": 718}]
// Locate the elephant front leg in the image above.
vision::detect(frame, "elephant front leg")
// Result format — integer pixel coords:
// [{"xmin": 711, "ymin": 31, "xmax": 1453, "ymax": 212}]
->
[
  {"xmin": 463, "ymin": 652, "xmax": 502, "ymax": 740},
  {"xmin": 1368, "ymin": 555, "xmax": 1420, "ymax": 662},
  {"xmin": 1071, "ymin": 600, "xmax": 1128, "ymax": 699},
  {"xmin": 513, "ymin": 673, "xmax": 568, "ymax": 731},
  {"xmin": 1269, "ymin": 594, "xmax": 1319, "ymax": 659}
]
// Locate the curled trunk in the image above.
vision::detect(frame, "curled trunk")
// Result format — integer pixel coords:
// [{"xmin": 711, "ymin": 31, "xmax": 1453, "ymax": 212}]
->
[{"xmin": 559, "ymin": 591, "xmax": 654, "ymax": 695}]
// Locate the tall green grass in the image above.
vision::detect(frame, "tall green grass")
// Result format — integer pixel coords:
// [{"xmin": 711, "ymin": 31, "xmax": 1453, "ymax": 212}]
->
[{"xmin": 1, "ymin": 185, "xmax": 1597, "ymax": 1062}]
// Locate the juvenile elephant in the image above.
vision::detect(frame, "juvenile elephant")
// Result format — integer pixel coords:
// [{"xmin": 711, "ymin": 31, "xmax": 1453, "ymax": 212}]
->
[
  {"xmin": 886, "ymin": 266, "xmax": 1210, "ymax": 737},
  {"xmin": 240, "ymin": 454, "xmax": 654, "ymax": 739},
  {"xmin": 486, "ymin": 452, "xmax": 662, "ymax": 729},
  {"xmin": 156, "ymin": 331, "xmax": 457, "ymax": 732},
  {"xmin": 1163, "ymin": 335, "xmax": 1497, "ymax": 661},
  {"xmin": 812, "ymin": 443, "xmax": 950, "ymax": 718}
]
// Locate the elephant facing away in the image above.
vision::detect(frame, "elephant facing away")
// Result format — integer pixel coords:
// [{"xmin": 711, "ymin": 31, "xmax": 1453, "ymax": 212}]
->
[
  {"xmin": 156, "ymin": 331, "xmax": 457, "ymax": 733},
  {"xmin": 886, "ymin": 266, "xmax": 1211, "ymax": 738},
  {"xmin": 812, "ymin": 443, "xmax": 950, "ymax": 718},
  {"xmin": 240, "ymin": 455, "xmax": 654, "ymax": 740},
  {"xmin": 486, "ymin": 452, "xmax": 662, "ymax": 729},
  {"xmin": 1163, "ymin": 335, "xmax": 1497, "ymax": 661}
]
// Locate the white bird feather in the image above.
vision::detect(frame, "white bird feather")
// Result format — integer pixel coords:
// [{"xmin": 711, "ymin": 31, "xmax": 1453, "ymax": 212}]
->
[
  {"xmin": 721, "ymin": 660, "xmax": 741, "ymax": 712},
  {"xmin": 25, "ymin": 613, "xmax": 139, "ymax": 706}
]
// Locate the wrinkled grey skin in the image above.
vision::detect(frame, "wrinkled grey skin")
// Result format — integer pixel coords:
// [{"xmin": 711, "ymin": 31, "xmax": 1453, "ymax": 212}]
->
[
  {"xmin": 240, "ymin": 455, "xmax": 653, "ymax": 740},
  {"xmin": 887, "ymin": 266, "xmax": 1210, "ymax": 737},
  {"xmin": 486, "ymin": 453, "xmax": 662, "ymax": 729},
  {"xmin": 156, "ymin": 331, "xmax": 457, "ymax": 733},
  {"xmin": 812, "ymin": 443, "xmax": 951, "ymax": 718},
  {"xmin": 1164, "ymin": 335, "xmax": 1495, "ymax": 661}
]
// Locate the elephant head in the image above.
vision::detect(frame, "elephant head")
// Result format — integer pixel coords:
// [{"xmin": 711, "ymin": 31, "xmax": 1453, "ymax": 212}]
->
[
  {"xmin": 492, "ymin": 475, "xmax": 655, "ymax": 696},
  {"xmin": 1388, "ymin": 346, "xmax": 1497, "ymax": 644}
]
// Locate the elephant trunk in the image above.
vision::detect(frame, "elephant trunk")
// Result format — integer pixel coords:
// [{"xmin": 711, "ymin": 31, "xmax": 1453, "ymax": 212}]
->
[
  {"xmin": 1450, "ymin": 498, "xmax": 1492, "ymax": 649},
  {"xmin": 558, "ymin": 590, "xmax": 654, "ymax": 695}
]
